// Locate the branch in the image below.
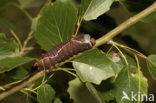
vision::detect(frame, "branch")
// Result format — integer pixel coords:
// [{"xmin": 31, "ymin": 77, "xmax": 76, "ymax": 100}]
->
[
  {"xmin": 10, "ymin": 30, "xmax": 23, "ymax": 50},
  {"xmin": 0, "ymin": 1, "xmax": 156, "ymax": 101},
  {"xmin": 0, "ymin": 71, "xmax": 46, "ymax": 100},
  {"xmin": 20, "ymin": 32, "xmax": 33, "ymax": 56}
]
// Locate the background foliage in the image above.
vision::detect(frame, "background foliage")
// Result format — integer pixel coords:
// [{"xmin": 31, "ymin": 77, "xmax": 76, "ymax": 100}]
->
[{"xmin": 0, "ymin": 0, "xmax": 156, "ymax": 103}]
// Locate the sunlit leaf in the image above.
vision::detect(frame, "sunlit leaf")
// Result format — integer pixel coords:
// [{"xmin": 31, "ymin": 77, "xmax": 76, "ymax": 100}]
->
[
  {"xmin": 73, "ymin": 49, "xmax": 122, "ymax": 84},
  {"xmin": 80, "ymin": 0, "xmax": 114, "ymax": 21}
]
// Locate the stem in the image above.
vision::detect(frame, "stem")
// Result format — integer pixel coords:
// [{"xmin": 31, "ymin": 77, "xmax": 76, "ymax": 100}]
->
[
  {"xmin": 108, "ymin": 40, "xmax": 147, "ymax": 59},
  {"xmin": 58, "ymin": 69, "xmax": 77, "ymax": 78},
  {"xmin": 1, "ymin": 1, "xmax": 156, "ymax": 100},
  {"xmin": 33, "ymin": 73, "xmax": 55, "ymax": 91},
  {"xmin": 20, "ymin": 32, "xmax": 33, "ymax": 56},
  {"xmin": 0, "ymin": 87, "xmax": 5, "ymax": 91},
  {"xmin": 106, "ymin": 45, "xmax": 113, "ymax": 55},
  {"xmin": 95, "ymin": 2, "xmax": 156, "ymax": 47},
  {"xmin": 2, "ymin": 80, "xmax": 22, "ymax": 89},
  {"xmin": 20, "ymin": 90, "xmax": 37, "ymax": 101},
  {"xmin": 23, "ymin": 88, "xmax": 37, "ymax": 94},
  {"xmin": 119, "ymin": 45, "xmax": 147, "ymax": 59},
  {"xmin": 112, "ymin": 44, "xmax": 128, "ymax": 66},
  {"xmin": 8, "ymin": 3, "xmax": 33, "ymax": 21},
  {"xmin": 134, "ymin": 55, "xmax": 141, "ymax": 103},
  {"xmin": 37, "ymin": 0, "xmax": 50, "ymax": 17},
  {"xmin": 10, "ymin": 30, "xmax": 23, "ymax": 50},
  {"xmin": 74, "ymin": 17, "xmax": 82, "ymax": 36}
]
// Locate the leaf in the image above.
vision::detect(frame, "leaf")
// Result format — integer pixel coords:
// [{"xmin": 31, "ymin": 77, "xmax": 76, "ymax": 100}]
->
[
  {"xmin": 73, "ymin": 49, "xmax": 122, "ymax": 84},
  {"xmin": 93, "ymin": 79, "xmax": 115, "ymax": 102},
  {"xmin": 18, "ymin": 0, "xmax": 46, "ymax": 9},
  {"xmin": 119, "ymin": 0, "xmax": 156, "ymax": 22},
  {"xmin": 79, "ymin": 0, "xmax": 114, "ymax": 21},
  {"xmin": 67, "ymin": 78, "xmax": 101, "ymax": 103},
  {"xmin": 54, "ymin": 98, "xmax": 62, "ymax": 103},
  {"xmin": 0, "ymin": 57, "xmax": 34, "ymax": 73},
  {"xmin": 6, "ymin": 67, "xmax": 28, "ymax": 79},
  {"xmin": 85, "ymin": 82, "xmax": 103, "ymax": 103},
  {"xmin": 112, "ymin": 67, "xmax": 148, "ymax": 103},
  {"xmin": 0, "ymin": 33, "xmax": 34, "ymax": 73},
  {"xmin": 146, "ymin": 55, "xmax": 156, "ymax": 79},
  {"xmin": 37, "ymin": 84, "xmax": 56, "ymax": 103},
  {"xmin": 0, "ymin": 33, "xmax": 19, "ymax": 59},
  {"xmin": 35, "ymin": 0, "xmax": 78, "ymax": 51},
  {"xmin": 108, "ymin": 53, "xmax": 137, "ymax": 74}
]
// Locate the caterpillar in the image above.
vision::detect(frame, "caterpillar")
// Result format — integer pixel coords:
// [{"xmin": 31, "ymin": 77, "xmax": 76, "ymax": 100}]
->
[{"xmin": 32, "ymin": 34, "xmax": 95, "ymax": 71}]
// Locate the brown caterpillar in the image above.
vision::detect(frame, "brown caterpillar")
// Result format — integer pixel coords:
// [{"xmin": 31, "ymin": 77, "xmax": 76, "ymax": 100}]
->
[{"xmin": 32, "ymin": 34, "xmax": 95, "ymax": 71}]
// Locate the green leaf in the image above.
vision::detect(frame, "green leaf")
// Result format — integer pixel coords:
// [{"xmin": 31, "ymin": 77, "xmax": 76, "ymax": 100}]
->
[
  {"xmin": 35, "ymin": 1, "xmax": 78, "ymax": 51},
  {"xmin": 0, "ymin": 57, "xmax": 34, "ymax": 73},
  {"xmin": 54, "ymin": 98, "xmax": 62, "ymax": 103},
  {"xmin": 18, "ymin": 0, "xmax": 46, "ymax": 9},
  {"xmin": 79, "ymin": 0, "xmax": 114, "ymax": 21},
  {"xmin": 0, "ymin": 33, "xmax": 34, "ymax": 73},
  {"xmin": 37, "ymin": 84, "xmax": 56, "ymax": 103},
  {"xmin": 108, "ymin": 53, "xmax": 137, "ymax": 74},
  {"xmin": 6, "ymin": 67, "xmax": 28, "ymax": 79},
  {"xmin": 112, "ymin": 67, "xmax": 148, "ymax": 103},
  {"xmin": 73, "ymin": 49, "xmax": 122, "ymax": 84},
  {"xmin": 67, "ymin": 78, "xmax": 101, "ymax": 103},
  {"xmin": 146, "ymin": 55, "xmax": 156, "ymax": 79},
  {"xmin": 119, "ymin": 0, "xmax": 156, "ymax": 22},
  {"xmin": 93, "ymin": 79, "xmax": 115, "ymax": 102},
  {"xmin": 0, "ymin": 33, "xmax": 19, "ymax": 59}
]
